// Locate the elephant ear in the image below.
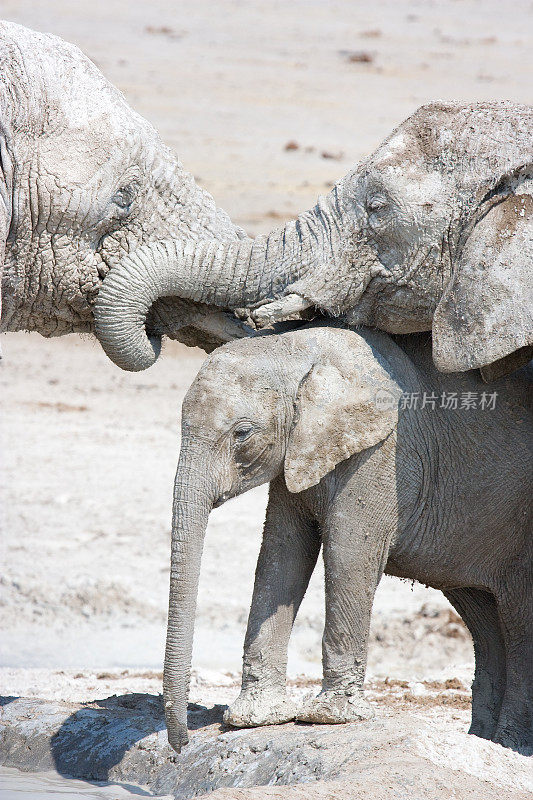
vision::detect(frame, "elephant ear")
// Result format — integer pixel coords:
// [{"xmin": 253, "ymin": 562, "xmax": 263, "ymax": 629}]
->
[
  {"xmin": 283, "ymin": 329, "xmax": 402, "ymax": 493},
  {"xmin": 433, "ymin": 193, "xmax": 533, "ymax": 373}
]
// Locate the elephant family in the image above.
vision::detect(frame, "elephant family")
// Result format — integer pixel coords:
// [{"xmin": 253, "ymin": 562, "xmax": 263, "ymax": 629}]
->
[
  {"xmin": 162, "ymin": 322, "xmax": 532, "ymax": 755},
  {"xmin": 95, "ymin": 102, "xmax": 533, "ymax": 376},
  {"xmin": 0, "ymin": 21, "xmax": 249, "ymax": 354}
]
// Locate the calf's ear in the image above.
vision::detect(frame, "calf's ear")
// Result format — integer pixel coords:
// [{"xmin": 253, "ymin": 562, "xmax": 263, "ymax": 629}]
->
[
  {"xmin": 283, "ymin": 330, "xmax": 401, "ymax": 494},
  {"xmin": 433, "ymin": 193, "xmax": 533, "ymax": 374}
]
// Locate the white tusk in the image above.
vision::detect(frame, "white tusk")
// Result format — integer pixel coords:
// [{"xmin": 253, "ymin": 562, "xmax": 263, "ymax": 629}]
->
[{"xmin": 251, "ymin": 294, "xmax": 313, "ymax": 328}]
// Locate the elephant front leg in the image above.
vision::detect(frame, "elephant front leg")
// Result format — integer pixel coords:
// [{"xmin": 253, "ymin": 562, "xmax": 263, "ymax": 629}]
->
[
  {"xmin": 224, "ymin": 481, "xmax": 321, "ymax": 728},
  {"xmin": 298, "ymin": 510, "xmax": 392, "ymax": 724}
]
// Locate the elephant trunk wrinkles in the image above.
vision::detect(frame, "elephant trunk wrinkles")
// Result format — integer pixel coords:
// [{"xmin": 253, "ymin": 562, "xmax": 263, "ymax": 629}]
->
[
  {"xmin": 94, "ymin": 191, "xmax": 340, "ymax": 371},
  {"xmin": 163, "ymin": 448, "xmax": 214, "ymax": 753}
]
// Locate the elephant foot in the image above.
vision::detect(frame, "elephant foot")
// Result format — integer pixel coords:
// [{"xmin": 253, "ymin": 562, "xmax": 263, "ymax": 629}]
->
[
  {"xmin": 224, "ymin": 688, "xmax": 298, "ymax": 728},
  {"xmin": 297, "ymin": 690, "xmax": 374, "ymax": 724},
  {"xmin": 492, "ymin": 722, "xmax": 533, "ymax": 756},
  {"xmin": 467, "ymin": 702, "xmax": 500, "ymax": 742},
  {"xmin": 468, "ymin": 719, "xmax": 496, "ymax": 742}
]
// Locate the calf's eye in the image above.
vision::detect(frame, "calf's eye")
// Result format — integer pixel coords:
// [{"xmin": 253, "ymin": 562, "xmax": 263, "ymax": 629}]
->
[{"xmin": 366, "ymin": 196, "xmax": 389, "ymax": 213}]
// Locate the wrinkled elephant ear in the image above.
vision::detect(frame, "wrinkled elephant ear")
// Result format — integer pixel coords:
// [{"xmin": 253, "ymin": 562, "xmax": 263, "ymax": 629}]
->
[
  {"xmin": 433, "ymin": 193, "xmax": 533, "ymax": 374},
  {"xmin": 284, "ymin": 329, "xmax": 402, "ymax": 493}
]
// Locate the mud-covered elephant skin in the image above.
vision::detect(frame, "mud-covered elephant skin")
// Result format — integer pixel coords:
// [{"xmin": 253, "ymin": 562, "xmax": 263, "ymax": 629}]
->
[
  {"xmin": 162, "ymin": 322, "xmax": 532, "ymax": 755},
  {"xmin": 96, "ymin": 102, "xmax": 532, "ymax": 375},
  {"xmin": 0, "ymin": 21, "xmax": 249, "ymax": 358}
]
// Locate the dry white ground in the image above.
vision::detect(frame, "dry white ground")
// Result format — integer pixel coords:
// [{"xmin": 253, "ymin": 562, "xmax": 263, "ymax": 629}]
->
[{"xmin": 1, "ymin": 0, "xmax": 532, "ymax": 797}]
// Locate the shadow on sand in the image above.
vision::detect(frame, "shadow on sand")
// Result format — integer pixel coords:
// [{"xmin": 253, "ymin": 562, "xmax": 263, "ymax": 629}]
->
[{"xmin": 49, "ymin": 693, "xmax": 227, "ymax": 781}]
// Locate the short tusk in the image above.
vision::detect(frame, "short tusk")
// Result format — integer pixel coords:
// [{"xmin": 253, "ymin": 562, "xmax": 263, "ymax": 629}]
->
[
  {"xmin": 251, "ymin": 294, "xmax": 314, "ymax": 328},
  {"xmin": 197, "ymin": 310, "xmax": 253, "ymax": 342}
]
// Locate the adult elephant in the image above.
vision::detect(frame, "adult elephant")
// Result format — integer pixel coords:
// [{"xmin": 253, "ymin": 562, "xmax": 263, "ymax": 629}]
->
[
  {"xmin": 95, "ymin": 102, "xmax": 532, "ymax": 377},
  {"xmin": 0, "ymin": 21, "xmax": 248, "ymax": 356}
]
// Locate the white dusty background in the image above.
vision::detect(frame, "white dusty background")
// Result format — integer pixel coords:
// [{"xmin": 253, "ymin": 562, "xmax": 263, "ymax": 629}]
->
[{"xmin": 1, "ymin": 0, "xmax": 532, "ymax": 797}]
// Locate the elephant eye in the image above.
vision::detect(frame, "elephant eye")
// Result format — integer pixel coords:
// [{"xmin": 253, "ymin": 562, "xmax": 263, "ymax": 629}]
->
[
  {"xmin": 233, "ymin": 423, "xmax": 254, "ymax": 443},
  {"xmin": 366, "ymin": 196, "xmax": 389, "ymax": 214},
  {"xmin": 111, "ymin": 184, "xmax": 137, "ymax": 212}
]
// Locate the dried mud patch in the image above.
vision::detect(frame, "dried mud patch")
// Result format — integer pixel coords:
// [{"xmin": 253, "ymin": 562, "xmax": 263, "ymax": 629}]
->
[{"xmin": 367, "ymin": 677, "xmax": 472, "ymax": 709}]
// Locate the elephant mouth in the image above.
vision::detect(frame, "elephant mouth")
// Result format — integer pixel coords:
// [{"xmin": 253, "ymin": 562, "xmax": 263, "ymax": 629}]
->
[
  {"xmin": 213, "ymin": 492, "xmax": 230, "ymax": 508},
  {"xmin": 213, "ymin": 487, "xmax": 243, "ymax": 508}
]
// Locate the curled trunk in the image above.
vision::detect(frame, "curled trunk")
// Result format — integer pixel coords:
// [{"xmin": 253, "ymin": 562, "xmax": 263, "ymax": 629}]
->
[
  {"xmin": 163, "ymin": 449, "xmax": 213, "ymax": 752},
  {"xmin": 94, "ymin": 193, "xmax": 340, "ymax": 371}
]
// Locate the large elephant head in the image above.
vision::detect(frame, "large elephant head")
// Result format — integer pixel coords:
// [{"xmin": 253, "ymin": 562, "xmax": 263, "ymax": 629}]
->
[
  {"xmin": 95, "ymin": 102, "xmax": 532, "ymax": 374},
  {"xmin": 0, "ymin": 21, "xmax": 248, "ymax": 354}
]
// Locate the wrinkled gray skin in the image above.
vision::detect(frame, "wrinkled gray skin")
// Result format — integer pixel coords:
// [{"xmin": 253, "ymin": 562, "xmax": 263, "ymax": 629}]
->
[
  {"xmin": 164, "ymin": 322, "xmax": 532, "ymax": 755},
  {"xmin": 96, "ymin": 102, "xmax": 532, "ymax": 376},
  {"xmin": 0, "ymin": 21, "xmax": 250, "ymax": 355}
]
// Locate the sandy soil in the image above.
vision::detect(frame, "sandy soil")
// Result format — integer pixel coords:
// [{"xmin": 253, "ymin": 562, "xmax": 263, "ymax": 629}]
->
[{"xmin": 1, "ymin": 0, "xmax": 532, "ymax": 797}]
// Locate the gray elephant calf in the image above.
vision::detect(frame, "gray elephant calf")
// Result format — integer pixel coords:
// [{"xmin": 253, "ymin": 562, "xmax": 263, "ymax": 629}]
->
[{"xmin": 163, "ymin": 322, "xmax": 532, "ymax": 755}]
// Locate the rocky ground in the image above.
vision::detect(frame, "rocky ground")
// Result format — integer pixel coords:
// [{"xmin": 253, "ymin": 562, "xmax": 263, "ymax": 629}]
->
[
  {"xmin": 1, "ymin": 0, "xmax": 532, "ymax": 797},
  {"xmin": 2, "ymin": 689, "xmax": 532, "ymax": 800}
]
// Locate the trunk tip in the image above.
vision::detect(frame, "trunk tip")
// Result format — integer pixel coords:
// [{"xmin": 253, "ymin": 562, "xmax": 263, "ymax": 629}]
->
[
  {"xmin": 96, "ymin": 326, "xmax": 162, "ymax": 372},
  {"xmin": 165, "ymin": 709, "xmax": 190, "ymax": 753}
]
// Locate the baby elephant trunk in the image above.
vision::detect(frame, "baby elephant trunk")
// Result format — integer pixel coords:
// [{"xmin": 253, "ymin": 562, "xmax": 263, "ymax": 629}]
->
[{"xmin": 163, "ymin": 450, "xmax": 214, "ymax": 752}]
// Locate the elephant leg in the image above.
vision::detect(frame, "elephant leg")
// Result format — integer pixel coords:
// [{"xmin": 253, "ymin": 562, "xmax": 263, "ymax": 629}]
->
[
  {"xmin": 492, "ymin": 580, "xmax": 533, "ymax": 755},
  {"xmin": 443, "ymin": 588, "xmax": 505, "ymax": 741},
  {"xmin": 224, "ymin": 478, "xmax": 321, "ymax": 728},
  {"xmin": 297, "ymin": 511, "xmax": 392, "ymax": 724}
]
